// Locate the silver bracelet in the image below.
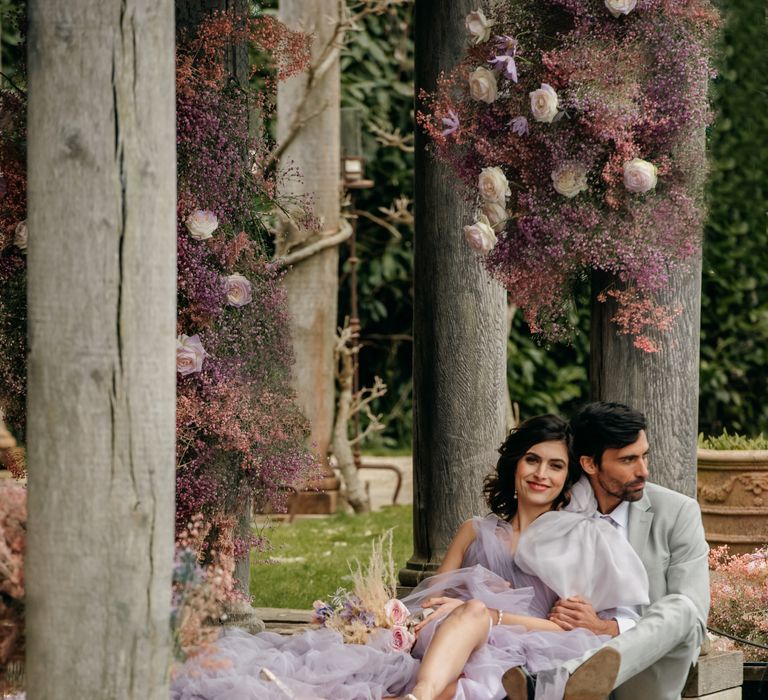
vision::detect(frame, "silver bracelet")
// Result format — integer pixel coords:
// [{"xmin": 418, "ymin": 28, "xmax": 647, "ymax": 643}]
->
[{"xmin": 496, "ymin": 608, "xmax": 503, "ymax": 626}]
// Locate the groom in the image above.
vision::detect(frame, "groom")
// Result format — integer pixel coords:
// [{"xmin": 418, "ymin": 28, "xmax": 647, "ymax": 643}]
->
[{"xmin": 504, "ymin": 401, "xmax": 710, "ymax": 700}]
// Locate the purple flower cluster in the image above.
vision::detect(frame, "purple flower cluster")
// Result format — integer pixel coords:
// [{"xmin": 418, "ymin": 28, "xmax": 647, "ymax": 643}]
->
[{"xmin": 421, "ymin": 0, "xmax": 719, "ymax": 347}]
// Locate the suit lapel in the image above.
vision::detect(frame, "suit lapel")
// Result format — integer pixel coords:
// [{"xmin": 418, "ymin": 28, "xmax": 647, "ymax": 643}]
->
[{"xmin": 628, "ymin": 492, "xmax": 653, "ymax": 562}]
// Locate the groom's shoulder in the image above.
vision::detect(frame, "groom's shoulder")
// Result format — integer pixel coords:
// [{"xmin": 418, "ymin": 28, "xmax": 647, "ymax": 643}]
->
[{"xmin": 644, "ymin": 481, "xmax": 699, "ymax": 512}]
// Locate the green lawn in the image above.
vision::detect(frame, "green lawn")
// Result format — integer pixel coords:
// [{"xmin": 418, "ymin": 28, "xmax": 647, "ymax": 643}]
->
[{"xmin": 250, "ymin": 505, "xmax": 413, "ymax": 609}]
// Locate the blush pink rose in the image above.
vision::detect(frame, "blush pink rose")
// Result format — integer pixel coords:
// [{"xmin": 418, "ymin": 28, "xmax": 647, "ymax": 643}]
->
[
  {"xmin": 176, "ymin": 333, "xmax": 206, "ymax": 376},
  {"xmin": 225, "ymin": 273, "xmax": 253, "ymax": 307},
  {"xmin": 390, "ymin": 625, "xmax": 416, "ymax": 653},
  {"xmin": 384, "ymin": 598, "xmax": 410, "ymax": 627}
]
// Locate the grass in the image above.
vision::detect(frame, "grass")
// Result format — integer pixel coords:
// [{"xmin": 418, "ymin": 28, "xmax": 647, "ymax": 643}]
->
[{"xmin": 250, "ymin": 505, "xmax": 413, "ymax": 609}]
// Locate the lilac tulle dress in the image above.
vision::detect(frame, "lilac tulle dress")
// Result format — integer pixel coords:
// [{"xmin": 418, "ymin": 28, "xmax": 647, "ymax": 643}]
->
[{"xmin": 170, "ymin": 513, "xmax": 649, "ymax": 700}]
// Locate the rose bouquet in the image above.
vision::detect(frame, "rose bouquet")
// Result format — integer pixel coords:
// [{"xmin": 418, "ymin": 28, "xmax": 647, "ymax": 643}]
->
[
  {"xmin": 420, "ymin": 0, "xmax": 720, "ymax": 350},
  {"xmin": 311, "ymin": 532, "xmax": 416, "ymax": 652},
  {"xmin": 709, "ymin": 545, "xmax": 768, "ymax": 662}
]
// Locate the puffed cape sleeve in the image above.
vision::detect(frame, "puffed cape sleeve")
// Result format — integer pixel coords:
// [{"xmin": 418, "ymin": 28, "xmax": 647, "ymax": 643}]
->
[{"xmin": 514, "ymin": 510, "xmax": 650, "ymax": 611}]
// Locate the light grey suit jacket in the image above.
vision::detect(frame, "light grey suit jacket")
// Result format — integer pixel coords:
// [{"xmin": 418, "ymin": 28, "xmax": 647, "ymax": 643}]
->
[{"xmin": 627, "ymin": 481, "xmax": 710, "ymax": 630}]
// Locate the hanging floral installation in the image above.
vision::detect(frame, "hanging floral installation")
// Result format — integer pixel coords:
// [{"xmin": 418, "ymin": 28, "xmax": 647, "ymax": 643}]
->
[
  {"xmin": 420, "ymin": 0, "xmax": 720, "ymax": 351},
  {"xmin": 173, "ymin": 11, "xmax": 318, "ymax": 556}
]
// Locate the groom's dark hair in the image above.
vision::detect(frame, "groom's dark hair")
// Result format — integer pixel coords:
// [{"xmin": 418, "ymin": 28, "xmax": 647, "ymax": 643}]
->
[{"xmin": 571, "ymin": 401, "xmax": 647, "ymax": 466}]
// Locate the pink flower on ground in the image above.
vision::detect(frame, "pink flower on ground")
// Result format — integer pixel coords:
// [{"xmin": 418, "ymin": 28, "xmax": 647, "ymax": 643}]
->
[
  {"xmin": 390, "ymin": 625, "xmax": 416, "ymax": 653},
  {"xmin": 176, "ymin": 334, "xmax": 207, "ymax": 375},
  {"xmin": 384, "ymin": 598, "xmax": 410, "ymax": 627},
  {"xmin": 185, "ymin": 210, "xmax": 219, "ymax": 240},
  {"xmin": 225, "ymin": 273, "xmax": 253, "ymax": 307}
]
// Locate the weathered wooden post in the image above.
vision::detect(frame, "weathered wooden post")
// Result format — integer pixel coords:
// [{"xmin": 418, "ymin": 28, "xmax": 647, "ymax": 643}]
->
[
  {"xmin": 591, "ymin": 266, "xmax": 702, "ymax": 497},
  {"xmin": 590, "ymin": 111, "xmax": 708, "ymax": 497},
  {"xmin": 25, "ymin": 1, "xmax": 176, "ymax": 696},
  {"xmin": 401, "ymin": 0, "xmax": 507, "ymax": 587},
  {"xmin": 277, "ymin": 0, "xmax": 342, "ymax": 513}
]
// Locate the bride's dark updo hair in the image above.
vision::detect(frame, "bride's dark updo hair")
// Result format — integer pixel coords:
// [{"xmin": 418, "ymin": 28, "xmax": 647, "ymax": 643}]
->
[{"xmin": 483, "ymin": 414, "xmax": 579, "ymax": 521}]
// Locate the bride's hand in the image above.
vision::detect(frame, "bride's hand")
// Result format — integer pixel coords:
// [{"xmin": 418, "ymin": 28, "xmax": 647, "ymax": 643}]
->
[{"xmin": 413, "ymin": 596, "xmax": 464, "ymax": 634}]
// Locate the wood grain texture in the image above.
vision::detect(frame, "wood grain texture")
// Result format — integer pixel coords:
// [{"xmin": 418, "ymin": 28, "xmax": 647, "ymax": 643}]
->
[
  {"xmin": 25, "ymin": 1, "xmax": 176, "ymax": 697},
  {"xmin": 590, "ymin": 260, "xmax": 703, "ymax": 497},
  {"xmin": 277, "ymin": 0, "xmax": 341, "ymax": 469},
  {"xmin": 402, "ymin": 0, "xmax": 507, "ymax": 585},
  {"xmin": 590, "ymin": 115, "xmax": 707, "ymax": 498}
]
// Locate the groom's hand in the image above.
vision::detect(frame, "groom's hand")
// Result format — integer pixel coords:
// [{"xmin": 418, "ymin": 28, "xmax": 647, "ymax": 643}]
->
[{"xmin": 548, "ymin": 596, "xmax": 619, "ymax": 637}]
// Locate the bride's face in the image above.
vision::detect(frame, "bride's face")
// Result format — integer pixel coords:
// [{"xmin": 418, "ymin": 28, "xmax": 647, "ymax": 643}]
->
[{"xmin": 514, "ymin": 439, "xmax": 569, "ymax": 508}]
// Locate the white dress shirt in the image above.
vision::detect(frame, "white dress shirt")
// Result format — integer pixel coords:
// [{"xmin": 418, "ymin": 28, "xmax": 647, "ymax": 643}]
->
[{"xmin": 594, "ymin": 500, "xmax": 639, "ymax": 633}]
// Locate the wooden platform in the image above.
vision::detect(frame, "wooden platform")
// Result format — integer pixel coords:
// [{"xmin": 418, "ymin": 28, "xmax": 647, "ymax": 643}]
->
[{"xmin": 253, "ymin": 607, "xmax": 314, "ymax": 636}]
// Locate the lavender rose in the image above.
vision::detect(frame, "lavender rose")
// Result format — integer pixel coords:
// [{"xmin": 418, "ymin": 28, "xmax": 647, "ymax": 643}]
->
[
  {"xmin": 529, "ymin": 84, "xmax": 559, "ymax": 123},
  {"xmin": 176, "ymin": 334, "xmax": 206, "ymax": 376},
  {"xmin": 185, "ymin": 210, "xmax": 219, "ymax": 240},
  {"xmin": 463, "ymin": 215, "xmax": 498, "ymax": 254},
  {"xmin": 623, "ymin": 158, "xmax": 658, "ymax": 193},
  {"xmin": 13, "ymin": 220, "xmax": 27, "ymax": 251},
  {"xmin": 225, "ymin": 273, "xmax": 253, "ymax": 307},
  {"xmin": 469, "ymin": 67, "xmax": 498, "ymax": 104},
  {"xmin": 390, "ymin": 625, "xmax": 416, "ymax": 653}
]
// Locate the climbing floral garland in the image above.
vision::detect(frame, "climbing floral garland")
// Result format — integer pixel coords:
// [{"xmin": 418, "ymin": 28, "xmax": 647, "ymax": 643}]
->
[
  {"xmin": 0, "ymin": 8, "xmax": 317, "ymax": 596},
  {"xmin": 419, "ymin": 0, "xmax": 719, "ymax": 351}
]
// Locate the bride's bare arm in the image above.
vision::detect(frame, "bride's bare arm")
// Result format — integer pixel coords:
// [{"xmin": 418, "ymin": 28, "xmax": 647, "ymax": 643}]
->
[
  {"xmin": 436, "ymin": 519, "xmax": 477, "ymax": 574},
  {"xmin": 488, "ymin": 608, "xmax": 563, "ymax": 632}
]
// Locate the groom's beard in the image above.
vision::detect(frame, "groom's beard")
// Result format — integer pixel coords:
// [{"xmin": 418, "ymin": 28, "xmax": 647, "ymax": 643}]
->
[{"xmin": 596, "ymin": 471, "xmax": 646, "ymax": 503}]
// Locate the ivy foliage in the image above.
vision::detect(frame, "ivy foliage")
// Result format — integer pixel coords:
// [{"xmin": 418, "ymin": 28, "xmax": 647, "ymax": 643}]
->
[{"xmin": 699, "ymin": 0, "xmax": 768, "ymax": 435}]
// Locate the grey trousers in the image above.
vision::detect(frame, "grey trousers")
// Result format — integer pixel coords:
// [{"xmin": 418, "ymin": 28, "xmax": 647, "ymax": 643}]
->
[{"xmin": 562, "ymin": 594, "xmax": 705, "ymax": 700}]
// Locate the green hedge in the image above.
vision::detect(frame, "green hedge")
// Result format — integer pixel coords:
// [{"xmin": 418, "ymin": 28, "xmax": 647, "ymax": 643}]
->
[{"xmin": 699, "ymin": 0, "xmax": 768, "ymax": 435}]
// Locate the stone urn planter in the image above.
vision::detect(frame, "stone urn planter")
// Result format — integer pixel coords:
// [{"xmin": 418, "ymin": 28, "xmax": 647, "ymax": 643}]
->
[{"xmin": 697, "ymin": 448, "xmax": 768, "ymax": 555}]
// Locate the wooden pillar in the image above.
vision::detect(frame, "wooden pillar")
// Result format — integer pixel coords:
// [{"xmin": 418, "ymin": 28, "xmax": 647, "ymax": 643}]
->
[
  {"xmin": 25, "ymin": 1, "xmax": 176, "ymax": 697},
  {"xmin": 590, "ymin": 264, "xmax": 702, "ymax": 497},
  {"xmin": 401, "ymin": 0, "xmax": 507, "ymax": 586},
  {"xmin": 590, "ymin": 94, "xmax": 707, "ymax": 497},
  {"xmin": 277, "ymin": 0, "xmax": 341, "ymax": 512}
]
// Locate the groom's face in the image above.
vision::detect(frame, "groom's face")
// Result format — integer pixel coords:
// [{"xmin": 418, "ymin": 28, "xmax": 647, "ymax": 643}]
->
[{"xmin": 583, "ymin": 430, "xmax": 650, "ymax": 505}]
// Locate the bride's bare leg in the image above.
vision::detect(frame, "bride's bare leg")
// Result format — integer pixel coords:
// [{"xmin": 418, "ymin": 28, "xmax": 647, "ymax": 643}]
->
[{"xmin": 410, "ymin": 600, "xmax": 490, "ymax": 700}]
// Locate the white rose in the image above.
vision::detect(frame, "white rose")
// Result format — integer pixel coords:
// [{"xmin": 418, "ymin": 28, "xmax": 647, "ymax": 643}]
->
[
  {"xmin": 176, "ymin": 333, "xmax": 207, "ymax": 376},
  {"xmin": 469, "ymin": 67, "xmax": 498, "ymax": 104},
  {"xmin": 623, "ymin": 158, "xmax": 658, "ymax": 193},
  {"xmin": 605, "ymin": 0, "xmax": 637, "ymax": 17},
  {"xmin": 465, "ymin": 9, "xmax": 494, "ymax": 45},
  {"xmin": 225, "ymin": 273, "xmax": 253, "ymax": 307},
  {"xmin": 13, "ymin": 220, "xmax": 27, "ymax": 251},
  {"xmin": 463, "ymin": 215, "xmax": 497, "ymax": 254},
  {"xmin": 481, "ymin": 201, "xmax": 508, "ymax": 231},
  {"xmin": 478, "ymin": 166, "xmax": 510, "ymax": 204},
  {"xmin": 185, "ymin": 209, "xmax": 219, "ymax": 240},
  {"xmin": 551, "ymin": 162, "xmax": 589, "ymax": 198},
  {"xmin": 529, "ymin": 83, "xmax": 559, "ymax": 123}
]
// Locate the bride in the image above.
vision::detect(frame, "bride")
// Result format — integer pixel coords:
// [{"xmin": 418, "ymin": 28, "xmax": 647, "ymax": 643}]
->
[{"xmin": 171, "ymin": 414, "xmax": 648, "ymax": 700}]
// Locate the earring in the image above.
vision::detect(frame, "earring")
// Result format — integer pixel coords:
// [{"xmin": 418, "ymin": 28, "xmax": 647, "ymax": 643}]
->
[{"xmin": 513, "ymin": 488, "xmax": 517, "ymax": 500}]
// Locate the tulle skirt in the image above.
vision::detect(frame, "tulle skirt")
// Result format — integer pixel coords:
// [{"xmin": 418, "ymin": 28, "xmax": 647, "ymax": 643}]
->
[{"xmin": 170, "ymin": 564, "xmax": 607, "ymax": 700}]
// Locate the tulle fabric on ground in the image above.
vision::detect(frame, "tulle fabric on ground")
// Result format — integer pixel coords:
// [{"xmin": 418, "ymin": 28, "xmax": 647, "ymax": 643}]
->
[{"xmin": 170, "ymin": 513, "xmax": 647, "ymax": 700}]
